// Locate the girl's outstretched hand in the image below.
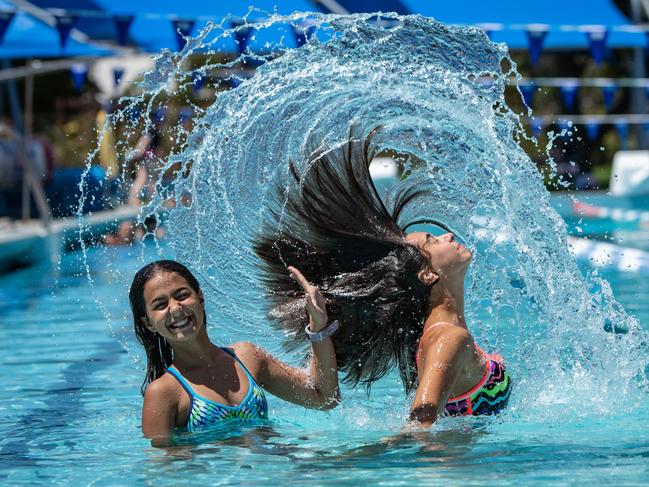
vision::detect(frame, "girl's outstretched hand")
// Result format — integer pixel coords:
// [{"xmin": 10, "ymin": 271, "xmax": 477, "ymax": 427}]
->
[{"xmin": 288, "ymin": 266, "xmax": 328, "ymax": 332}]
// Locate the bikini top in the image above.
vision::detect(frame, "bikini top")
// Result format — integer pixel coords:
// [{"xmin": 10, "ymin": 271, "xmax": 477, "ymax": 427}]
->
[
  {"xmin": 167, "ymin": 348, "xmax": 268, "ymax": 432},
  {"xmin": 416, "ymin": 323, "xmax": 512, "ymax": 416}
]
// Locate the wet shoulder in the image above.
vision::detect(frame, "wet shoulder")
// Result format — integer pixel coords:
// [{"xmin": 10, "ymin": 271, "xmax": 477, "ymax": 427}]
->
[
  {"xmin": 421, "ymin": 324, "xmax": 474, "ymax": 349},
  {"xmin": 143, "ymin": 372, "xmax": 191, "ymax": 428},
  {"xmin": 144, "ymin": 372, "xmax": 184, "ymax": 404},
  {"xmin": 420, "ymin": 324, "xmax": 475, "ymax": 366}
]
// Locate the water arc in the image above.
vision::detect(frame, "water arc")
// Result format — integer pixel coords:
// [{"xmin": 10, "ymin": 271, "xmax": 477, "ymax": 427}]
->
[{"xmin": 89, "ymin": 12, "xmax": 647, "ymax": 420}]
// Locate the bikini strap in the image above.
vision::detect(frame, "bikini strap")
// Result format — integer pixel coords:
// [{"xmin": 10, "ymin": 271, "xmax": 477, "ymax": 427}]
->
[
  {"xmin": 221, "ymin": 347, "xmax": 257, "ymax": 384},
  {"xmin": 419, "ymin": 321, "xmax": 457, "ymax": 344},
  {"xmin": 474, "ymin": 343, "xmax": 487, "ymax": 357},
  {"xmin": 166, "ymin": 365, "xmax": 196, "ymax": 398},
  {"xmin": 167, "ymin": 349, "xmax": 258, "ymax": 396},
  {"xmin": 474, "ymin": 344, "xmax": 503, "ymax": 363}
]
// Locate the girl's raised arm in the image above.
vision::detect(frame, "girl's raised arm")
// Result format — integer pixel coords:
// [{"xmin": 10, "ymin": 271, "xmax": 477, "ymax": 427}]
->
[{"xmin": 237, "ymin": 266, "xmax": 340, "ymax": 410}]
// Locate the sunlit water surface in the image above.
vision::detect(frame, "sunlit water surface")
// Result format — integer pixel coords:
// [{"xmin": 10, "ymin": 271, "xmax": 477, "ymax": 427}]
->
[{"xmin": 0, "ymin": 237, "xmax": 647, "ymax": 485}]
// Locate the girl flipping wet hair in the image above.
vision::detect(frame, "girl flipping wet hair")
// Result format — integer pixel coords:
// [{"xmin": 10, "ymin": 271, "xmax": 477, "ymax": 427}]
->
[{"xmin": 254, "ymin": 129, "xmax": 511, "ymax": 427}]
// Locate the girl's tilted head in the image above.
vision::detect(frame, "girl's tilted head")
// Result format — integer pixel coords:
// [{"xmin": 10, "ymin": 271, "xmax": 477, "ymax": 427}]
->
[{"xmin": 130, "ymin": 260, "xmax": 204, "ymax": 394}]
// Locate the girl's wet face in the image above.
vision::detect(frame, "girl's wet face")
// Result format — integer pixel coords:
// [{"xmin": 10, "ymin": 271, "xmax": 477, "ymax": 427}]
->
[
  {"xmin": 142, "ymin": 271, "xmax": 205, "ymax": 342},
  {"xmin": 405, "ymin": 232, "xmax": 472, "ymax": 275}
]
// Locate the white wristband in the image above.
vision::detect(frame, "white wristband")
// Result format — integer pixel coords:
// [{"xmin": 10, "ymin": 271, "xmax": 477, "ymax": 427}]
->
[{"xmin": 305, "ymin": 320, "xmax": 340, "ymax": 342}]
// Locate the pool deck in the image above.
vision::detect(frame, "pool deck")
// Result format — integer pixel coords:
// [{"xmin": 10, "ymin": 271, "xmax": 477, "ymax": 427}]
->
[{"xmin": 0, "ymin": 205, "xmax": 138, "ymax": 271}]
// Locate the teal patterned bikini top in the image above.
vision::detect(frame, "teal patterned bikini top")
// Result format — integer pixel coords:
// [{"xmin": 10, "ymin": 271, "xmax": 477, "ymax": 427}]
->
[{"xmin": 167, "ymin": 348, "xmax": 268, "ymax": 432}]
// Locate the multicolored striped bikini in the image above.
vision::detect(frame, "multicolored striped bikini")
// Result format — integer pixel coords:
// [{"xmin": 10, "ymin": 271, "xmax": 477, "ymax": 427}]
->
[
  {"xmin": 417, "ymin": 324, "xmax": 512, "ymax": 416},
  {"xmin": 167, "ymin": 348, "xmax": 268, "ymax": 432}
]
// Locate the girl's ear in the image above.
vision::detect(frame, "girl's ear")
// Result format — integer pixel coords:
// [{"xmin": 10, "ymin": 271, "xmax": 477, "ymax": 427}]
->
[
  {"xmin": 417, "ymin": 268, "xmax": 439, "ymax": 286},
  {"xmin": 142, "ymin": 316, "xmax": 156, "ymax": 334},
  {"xmin": 199, "ymin": 290, "xmax": 205, "ymax": 304}
]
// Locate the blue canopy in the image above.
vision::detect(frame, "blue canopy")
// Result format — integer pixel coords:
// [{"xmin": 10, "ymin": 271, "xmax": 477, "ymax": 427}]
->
[
  {"xmin": 0, "ymin": 0, "xmax": 111, "ymax": 57},
  {"xmin": 8, "ymin": 0, "xmax": 320, "ymax": 56},
  {"xmin": 319, "ymin": 0, "xmax": 644, "ymax": 48},
  {"xmin": 0, "ymin": 0, "xmax": 643, "ymax": 58}
]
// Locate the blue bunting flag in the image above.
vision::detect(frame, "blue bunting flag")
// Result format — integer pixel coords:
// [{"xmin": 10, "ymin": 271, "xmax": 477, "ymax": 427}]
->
[
  {"xmin": 113, "ymin": 68, "xmax": 124, "ymax": 87},
  {"xmin": 55, "ymin": 15, "xmax": 78, "ymax": 49},
  {"xmin": 172, "ymin": 19, "xmax": 195, "ymax": 51},
  {"xmin": 559, "ymin": 83, "xmax": 579, "ymax": 111},
  {"xmin": 113, "ymin": 15, "xmax": 134, "ymax": 47},
  {"xmin": 586, "ymin": 28, "xmax": 608, "ymax": 66},
  {"xmin": 602, "ymin": 84, "xmax": 618, "ymax": 112},
  {"xmin": 520, "ymin": 83, "xmax": 536, "ymax": 107},
  {"xmin": 230, "ymin": 19, "xmax": 253, "ymax": 55},
  {"xmin": 69, "ymin": 63, "xmax": 88, "ymax": 92},
  {"xmin": 614, "ymin": 120, "xmax": 628, "ymax": 150},
  {"xmin": 0, "ymin": 12, "xmax": 14, "ymax": 45},
  {"xmin": 530, "ymin": 117, "xmax": 544, "ymax": 138},
  {"xmin": 584, "ymin": 119, "xmax": 600, "ymax": 141},
  {"xmin": 525, "ymin": 27, "xmax": 548, "ymax": 66},
  {"xmin": 292, "ymin": 19, "xmax": 316, "ymax": 47}
]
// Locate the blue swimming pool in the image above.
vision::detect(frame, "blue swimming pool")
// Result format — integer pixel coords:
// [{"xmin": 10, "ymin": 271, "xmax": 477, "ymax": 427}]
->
[
  {"xmin": 3, "ymin": 12, "xmax": 649, "ymax": 484},
  {"xmin": 1, "ymin": 193, "xmax": 648, "ymax": 485}
]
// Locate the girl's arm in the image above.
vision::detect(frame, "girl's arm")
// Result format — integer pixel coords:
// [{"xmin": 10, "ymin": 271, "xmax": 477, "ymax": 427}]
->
[
  {"xmin": 237, "ymin": 266, "xmax": 340, "ymax": 410},
  {"xmin": 128, "ymin": 165, "xmax": 148, "ymax": 206},
  {"xmin": 409, "ymin": 326, "xmax": 475, "ymax": 428},
  {"xmin": 240, "ymin": 340, "xmax": 339, "ymax": 410},
  {"xmin": 142, "ymin": 377, "xmax": 178, "ymax": 446}
]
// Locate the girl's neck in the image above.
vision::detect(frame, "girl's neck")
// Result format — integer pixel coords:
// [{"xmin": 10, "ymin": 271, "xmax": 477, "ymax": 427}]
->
[
  {"xmin": 424, "ymin": 284, "xmax": 466, "ymax": 329},
  {"xmin": 171, "ymin": 330, "xmax": 224, "ymax": 371}
]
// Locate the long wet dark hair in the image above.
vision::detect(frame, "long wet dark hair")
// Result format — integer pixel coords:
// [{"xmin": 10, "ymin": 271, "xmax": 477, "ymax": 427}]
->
[
  {"xmin": 130, "ymin": 259, "xmax": 202, "ymax": 395},
  {"xmin": 254, "ymin": 129, "xmax": 433, "ymax": 394}
]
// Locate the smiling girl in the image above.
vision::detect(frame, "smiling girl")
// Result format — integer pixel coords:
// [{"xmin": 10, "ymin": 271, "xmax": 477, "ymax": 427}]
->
[{"xmin": 130, "ymin": 260, "xmax": 339, "ymax": 445}]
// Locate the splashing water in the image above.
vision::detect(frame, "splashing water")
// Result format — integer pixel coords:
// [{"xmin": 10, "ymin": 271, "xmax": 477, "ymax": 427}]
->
[{"xmin": 85, "ymin": 12, "xmax": 647, "ymax": 426}]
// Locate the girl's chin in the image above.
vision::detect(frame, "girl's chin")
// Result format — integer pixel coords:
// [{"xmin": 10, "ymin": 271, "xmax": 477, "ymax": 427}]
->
[{"xmin": 168, "ymin": 325, "xmax": 199, "ymax": 341}]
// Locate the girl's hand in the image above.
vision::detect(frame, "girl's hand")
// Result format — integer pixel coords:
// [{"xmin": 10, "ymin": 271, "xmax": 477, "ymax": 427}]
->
[{"xmin": 288, "ymin": 266, "xmax": 328, "ymax": 332}]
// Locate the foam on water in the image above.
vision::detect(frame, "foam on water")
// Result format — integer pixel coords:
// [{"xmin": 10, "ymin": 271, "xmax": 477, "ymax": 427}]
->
[{"xmin": 84, "ymin": 12, "xmax": 647, "ymax": 426}]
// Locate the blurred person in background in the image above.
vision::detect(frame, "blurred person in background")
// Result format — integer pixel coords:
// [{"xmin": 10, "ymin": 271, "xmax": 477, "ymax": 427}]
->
[{"xmin": 127, "ymin": 108, "xmax": 165, "ymax": 206}]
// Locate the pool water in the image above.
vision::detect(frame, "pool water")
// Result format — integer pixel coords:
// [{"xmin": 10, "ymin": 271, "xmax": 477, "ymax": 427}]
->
[{"xmin": 1, "ymin": 197, "xmax": 648, "ymax": 485}]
